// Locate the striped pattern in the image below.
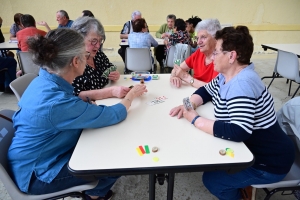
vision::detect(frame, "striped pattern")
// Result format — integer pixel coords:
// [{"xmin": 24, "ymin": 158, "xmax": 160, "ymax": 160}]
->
[{"xmin": 205, "ymin": 77, "xmax": 277, "ymax": 134}]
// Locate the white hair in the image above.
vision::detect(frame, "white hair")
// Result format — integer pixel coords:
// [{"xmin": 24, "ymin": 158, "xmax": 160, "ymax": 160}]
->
[
  {"xmin": 195, "ymin": 18, "xmax": 221, "ymax": 37},
  {"xmin": 131, "ymin": 10, "xmax": 141, "ymax": 20}
]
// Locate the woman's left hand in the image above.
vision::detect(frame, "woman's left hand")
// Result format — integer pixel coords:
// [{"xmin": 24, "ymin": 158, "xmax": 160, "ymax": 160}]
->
[
  {"xmin": 108, "ymin": 71, "xmax": 120, "ymax": 81},
  {"xmin": 183, "ymin": 108, "xmax": 199, "ymax": 123}
]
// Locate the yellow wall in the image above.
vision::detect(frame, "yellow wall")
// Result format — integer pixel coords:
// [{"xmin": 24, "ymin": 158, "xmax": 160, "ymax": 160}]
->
[{"xmin": 1, "ymin": 0, "xmax": 300, "ymax": 60}]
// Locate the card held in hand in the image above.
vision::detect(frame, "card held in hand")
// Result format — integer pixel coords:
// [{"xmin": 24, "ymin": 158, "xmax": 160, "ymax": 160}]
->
[{"xmin": 183, "ymin": 97, "xmax": 193, "ymax": 110}]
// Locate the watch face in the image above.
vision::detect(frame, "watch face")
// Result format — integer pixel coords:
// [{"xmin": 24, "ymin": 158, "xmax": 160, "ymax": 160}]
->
[{"xmin": 190, "ymin": 79, "xmax": 194, "ymax": 84}]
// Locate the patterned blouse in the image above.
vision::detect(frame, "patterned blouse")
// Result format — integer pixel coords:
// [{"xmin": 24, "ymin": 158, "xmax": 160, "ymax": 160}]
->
[
  {"xmin": 72, "ymin": 50, "xmax": 113, "ymax": 96},
  {"xmin": 165, "ymin": 30, "xmax": 190, "ymax": 52}
]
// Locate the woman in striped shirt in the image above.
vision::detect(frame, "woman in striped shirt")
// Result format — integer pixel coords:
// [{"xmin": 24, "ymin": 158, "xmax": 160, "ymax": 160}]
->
[{"xmin": 170, "ymin": 26, "xmax": 295, "ymax": 200}]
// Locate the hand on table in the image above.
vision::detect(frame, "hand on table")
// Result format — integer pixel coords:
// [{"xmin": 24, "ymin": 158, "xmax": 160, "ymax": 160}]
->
[
  {"xmin": 112, "ymin": 86, "xmax": 130, "ymax": 98},
  {"xmin": 170, "ymin": 76, "xmax": 182, "ymax": 88},
  {"xmin": 108, "ymin": 70, "xmax": 120, "ymax": 81},
  {"xmin": 183, "ymin": 108, "xmax": 199, "ymax": 123},
  {"xmin": 169, "ymin": 105, "xmax": 185, "ymax": 119}
]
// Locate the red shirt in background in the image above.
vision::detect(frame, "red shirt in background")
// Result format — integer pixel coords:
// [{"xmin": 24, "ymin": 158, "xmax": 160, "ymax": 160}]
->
[
  {"xmin": 185, "ymin": 50, "xmax": 219, "ymax": 83},
  {"xmin": 17, "ymin": 27, "xmax": 46, "ymax": 51}
]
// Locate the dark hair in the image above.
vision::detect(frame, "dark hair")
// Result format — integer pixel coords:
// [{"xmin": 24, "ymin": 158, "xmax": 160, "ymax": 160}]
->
[
  {"xmin": 57, "ymin": 10, "xmax": 69, "ymax": 19},
  {"xmin": 167, "ymin": 14, "xmax": 176, "ymax": 21},
  {"xmin": 27, "ymin": 28, "xmax": 84, "ymax": 73},
  {"xmin": 82, "ymin": 10, "xmax": 94, "ymax": 17},
  {"xmin": 132, "ymin": 18, "xmax": 146, "ymax": 32},
  {"xmin": 174, "ymin": 18, "xmax": 186, "ymax": 31},
  {"xmin": 20, "ymin": 14, "xmax": 35, "ymax": 28},
  {"xmin": 14, "ymin": 13, "xmax": 23, "ymax": 25},
  {"xmin": 215, "ymin": 26, "xmax": 253, "ymax": 65},
  {"xmin": 186, "ymin": 16, "xmax": 202, "ymax": 28}
]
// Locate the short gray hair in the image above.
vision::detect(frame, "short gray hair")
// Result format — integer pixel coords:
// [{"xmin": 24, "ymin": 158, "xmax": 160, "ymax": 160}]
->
[
  {"xmin": 27, "ymin": 28, "xmax": 84, "ymax": 74},
  {"xmin": 195, "ymin": 18, "xmax": 221, "ymax": 37},
  {"xmin": 166, "ymin": 14, "xmax": 176, "ymax": 21},
  {"xmin": 71, "ymin": 16, "xmax": 106, "ymax": 41},
  {"xmin": 131, "ymin": 10, "xmax": 141, "ymax": 20},
  {"xmin": 57, "ymin": 10, "xmax": 69, "ymax": 19}
]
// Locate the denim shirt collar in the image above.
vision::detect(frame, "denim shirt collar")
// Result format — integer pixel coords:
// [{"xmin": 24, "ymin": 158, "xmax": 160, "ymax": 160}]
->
[{"xmin": 39, "ymin": 68, "xmax": 74, "ymax": 95}]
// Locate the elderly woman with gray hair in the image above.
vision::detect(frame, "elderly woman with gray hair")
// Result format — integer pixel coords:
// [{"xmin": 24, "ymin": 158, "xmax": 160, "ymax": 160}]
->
[
  {"xmin": 8, "ymin": 28, "xmax": 147, "ymax": 200},
  {"xmin": 170, "ymin": 18, "xmax": 221, "ymax": 88},
  {"xmin": 71, "ymin": 17, "xmax": 129, "ymax": 101}
]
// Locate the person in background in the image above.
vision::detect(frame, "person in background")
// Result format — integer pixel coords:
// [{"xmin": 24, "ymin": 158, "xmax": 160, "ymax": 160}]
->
[
  {"xmin": 17, "ymin": 14, "xmax": 47, "ymax": 51},
  {"xmin": 170, "ymin": 19, "xmax": 220, "ymax": 88},
  {"xmin": 128, "ymin": 18, "xmax": 158, "ymax": 66},
  {"xmin": 164, "ymin": 18, "xmax": 190, "ymax": 52},
  {"xmin": 82, "ymin": 10, "xmax": 94, "ymax": 17},
  {"xmin": 37, "ymin": 10, "xmax": 73, "ymax": 31},
  {"xmin": 10, "ymin": 13, "xmax": 23, "ymax": 41},
  {"xmin": 155, "ymin": 14, "xmax": 176, "ymax": 73},
  {"xmin": 8, "ymin": 28, "xmax": 147, "ymax": 200},
  {"xmin": 71, "ymin": 17, "xmax": 128, "ymax": 101},
  {"xmin": 186, "ymin": 16, "xmax": 202, "ymax": 53},
  {"xmin": 118, "ymin": 10, "xmax": 142, "ymax": 64},
  {"xmin": 170, "ymin": 26, "xmax": 295, "ymax": 200},
  {"xmin": 0, "ymin": 16, "xmax": 17, "ymax": 93}
]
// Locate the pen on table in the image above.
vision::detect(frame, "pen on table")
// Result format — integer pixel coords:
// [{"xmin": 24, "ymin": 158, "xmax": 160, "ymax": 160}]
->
[{"xmin": 86, "ymin": 96, "xmax": 92, "ymax": 104}]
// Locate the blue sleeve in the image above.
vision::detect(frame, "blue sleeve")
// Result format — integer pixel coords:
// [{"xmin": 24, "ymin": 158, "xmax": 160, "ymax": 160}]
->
[
  {"xmin": 150, "ymin": 35, "xmax": 158, "ymax": 47},
  {"xmin": 51, "ymin": 98, "xmax": 127, "ymax": 130},
  {"xmin": 213, "ymin": 120, "xmax": 251, "ymax": 142},
  {"xmin": 193, "ymin": 86, "xmax": 212, "ymax": 104}
]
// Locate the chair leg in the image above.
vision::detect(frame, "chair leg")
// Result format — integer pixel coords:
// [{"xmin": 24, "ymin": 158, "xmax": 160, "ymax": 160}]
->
[
  {"xmin": 288, "ymin": 80, "xmax": 292, "ymax": 96},
  {"xmin": 267, "ymin": 77, "xmax": 276, "ymax": 89},
  {"xmin": 291, "ymin": 85, "xmax": 300, "ymax": 98}
]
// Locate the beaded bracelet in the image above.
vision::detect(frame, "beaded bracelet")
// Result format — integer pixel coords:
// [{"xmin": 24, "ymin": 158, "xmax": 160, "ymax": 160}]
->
[{"xmin": 191, "ymin": 115, "xmax": 200, "ymax": 126}]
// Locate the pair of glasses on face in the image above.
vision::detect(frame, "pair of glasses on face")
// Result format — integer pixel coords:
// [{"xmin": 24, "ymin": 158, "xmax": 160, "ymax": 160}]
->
[
  {"xmin": 88, "ymin": 38, "xmax": 104, "ymax": 46},
  {"xmin": 212, "ymin": 50, "xmax": 229, "ymax": 56}
]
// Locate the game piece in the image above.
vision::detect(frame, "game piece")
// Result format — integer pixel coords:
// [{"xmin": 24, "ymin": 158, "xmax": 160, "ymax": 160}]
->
[
  {"xmin": 152, "ymin": 157, "xmax": 159, "ymax": 162},
  {"xmin": 140, "ymin": 79, "xmax": 144, "ymax": 84},
  {"xmin": 174, "ymin": 59, "xmax": 181, "ymax": 65},
  {"xmin": 144, "ymin": 145, "xmax": 150, "ymax": 154},
  {"xmin": 152, "ymin": 75, "xmax": 159, "ymax": 80},
  {"xmin": 129, "ymin": 85, "xmax": 134, "ymax": 89},
  {"xmin": 139, "ymin": 146, "xmax": 145, "ymax": 154},
  {"xmin": 152, "ymin": 146, "xmax": 158, "ymax": 153},
  {"xmin": 183, "ymin": 97, "xmax": 193, "ymax": 110},
  {"xmin": 136, "ymin": 147, "xmax": 143, "ymax": 156},
  {"xmin": 110, "ymin": 65, "xmax": 117, "ymax": 72},
  {"xmin": 219, "ymin": 149, "xmax": 226, "ymax": 156}
]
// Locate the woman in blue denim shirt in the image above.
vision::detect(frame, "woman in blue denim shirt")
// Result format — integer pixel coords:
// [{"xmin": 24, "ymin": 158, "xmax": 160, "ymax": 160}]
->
[{"xmin": 7, "ymin": 28, "xmax": 147, "ymax": 200}]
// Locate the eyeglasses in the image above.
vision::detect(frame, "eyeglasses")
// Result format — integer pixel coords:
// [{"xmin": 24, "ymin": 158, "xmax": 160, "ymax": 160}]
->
[
  {"xmin": 212, "ymin": 50, "xmax": 229, "ymax": 56},
  {"xmin": 195, "ymin": 35, "xmax": 209, "ymax": 41},
  {"xmin": 88, "ymin": 38, "xmax": 104, "ymax": 46}
]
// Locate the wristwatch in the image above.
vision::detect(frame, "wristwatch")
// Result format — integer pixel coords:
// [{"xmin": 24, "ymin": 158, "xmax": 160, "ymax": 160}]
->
[{"xmin": 190, "ymin": 78, "xmax": 194, "ymax": 86}]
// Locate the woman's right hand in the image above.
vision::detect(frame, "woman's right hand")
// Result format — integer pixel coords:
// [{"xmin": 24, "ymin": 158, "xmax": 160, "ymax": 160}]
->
[
  {"xmin": 170, "ymin": 77, "xmax": 182, "ymax": 88},
  {"xmin": 128, "ymin": 84, "xmax": 147, "ymax": 98}
]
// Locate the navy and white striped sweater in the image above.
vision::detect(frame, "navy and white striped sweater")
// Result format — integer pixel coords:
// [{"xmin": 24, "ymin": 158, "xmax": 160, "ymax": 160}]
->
[{"xmin": 194, "ymin": 63, "xmax": 294, "ymax": 174}]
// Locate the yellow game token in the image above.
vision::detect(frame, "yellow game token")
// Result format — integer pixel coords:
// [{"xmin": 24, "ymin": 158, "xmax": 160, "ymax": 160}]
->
[{"xmin": 152, "ymin": 157, "xmax": 159, "ymax": 162}]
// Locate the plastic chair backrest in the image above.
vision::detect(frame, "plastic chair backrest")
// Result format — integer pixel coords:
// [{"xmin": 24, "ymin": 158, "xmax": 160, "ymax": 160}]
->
[
  {"xmin": 165, "ymin": 44, "xmax": 191, "ymax": 68},
  {"xmin": 276, "ymin": 50, "xmax": 300, "ymax": 83},
  {"xmin": 9, "ymin": 73, "xmax": 38, "ymax": 101},
  {"xmin": 17, "ymin": 52, "xmax": 40, "ymax": 75},
  {"xmin": 125, "ymin": 48, "xmax": 152, "ymax": 72},
  {"xmin": 165, "ymin": 45, "xmax": 176, "ymax": 68}
]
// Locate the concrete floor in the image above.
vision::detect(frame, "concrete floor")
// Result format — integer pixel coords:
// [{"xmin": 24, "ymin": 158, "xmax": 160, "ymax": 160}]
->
[{"xmin": 0, "ymin": 54, "xmax": 298, "ymax": 200}]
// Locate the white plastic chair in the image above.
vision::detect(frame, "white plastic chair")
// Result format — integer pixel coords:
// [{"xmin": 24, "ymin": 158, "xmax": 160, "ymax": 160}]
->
[
  {"xmin": 17, "ymin": 52, "xmax": 40, "ymax": 75},
  {"xmin": 125, "ymin": 48, "xmax": 153, "ymax": 73},
  {"xmin": 0, "ymin": 109, "xmax": 99, "ymax": 200},
  {"xmin": 251, "ymin": 97, "xmax": 300, "ymax": 199},
  {"xmin": 264, "ymin": 50, "xmax": 300, "ymax": 98},
  {"xmin": 9, "ymin": 73, "xmax": 37, "ymax": 101},
  {"xmin": 164, "ymin": 44, "xmax": 191, "ymax": 73}
]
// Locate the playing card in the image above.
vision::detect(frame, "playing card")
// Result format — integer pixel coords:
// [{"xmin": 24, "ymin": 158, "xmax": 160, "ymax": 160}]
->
[
  {"xmin": 110, "ymin": 65, "xmax": 117, "ymax": 72},
  {"xmin": 183, "ymin": 97, "xmax": 193, "ymax": 110}
]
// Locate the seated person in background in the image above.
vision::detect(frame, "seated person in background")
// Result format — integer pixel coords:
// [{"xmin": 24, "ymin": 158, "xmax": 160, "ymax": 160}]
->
[
  {"xmin": 164, "ymin": 18, "xmax": 190, "ymax": 52},
  {"xmin": 170, "ymin": 19, "xmax": 221, "ymax": 88},
  {"xmin": 170, "ymin": 25, "xmax": 295, "ymax": 200},
  {"xmin": 118, "ymin": 10, "xmax": 142, "ymax": 64},
  {"xmin": 38, "ymin": 10, "xmax": 74, "ymax": 31},
  {"xmin": 8, "ymin": 28, "xmax": 147, "ymax": 200},
  {"xmin": 10, "ymin": 13, "xmax": 23, "ymax": 41},
  {"xmin": 155, "ymin": 14, "xmax": 176, "ymax": 71},
  {"xmin": 82, "ymin": 10, "xmax": 94, "ymax": 17},
  {"xmin": 72, "ymin": 17, "xmax": 128, "ymax": 101},
  {"xmin": 17, "ymin": 14, "xmax": 47, "ymax": 51},
  {"xmin": 186, "ymin": 16, "xmax": 202, "ymax": 53},
  {"xmin": 0, "ymin": 16, "xmax": 17, "ymax": 93},
  {"xmin": 128, "ymin": 18, "xmax": 158, "ymax": 64}
]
